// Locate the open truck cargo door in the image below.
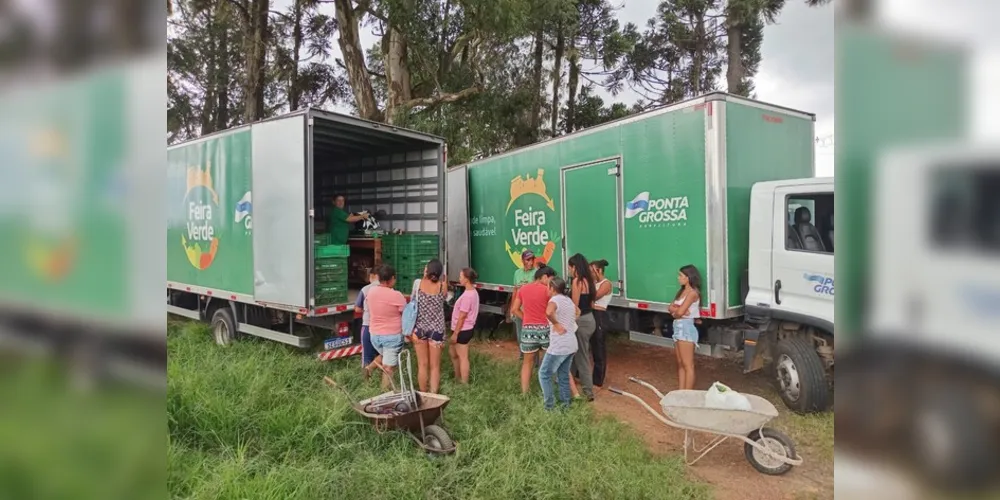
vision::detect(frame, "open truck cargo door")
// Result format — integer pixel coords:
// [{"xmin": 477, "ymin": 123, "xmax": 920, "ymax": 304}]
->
[
  {"xmin": 250, "ymin": 115, "xmax": 309, "ymax": 308},
  {"xmin": 445, "ymin": 164, "xmax": 470, "ymax": 282}
]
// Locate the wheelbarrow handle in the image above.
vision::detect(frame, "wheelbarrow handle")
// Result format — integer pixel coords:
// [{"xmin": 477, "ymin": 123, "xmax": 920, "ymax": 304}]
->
[
  {"xmin": 628, "ymin": 377, "xmax": 666, "ymax": 399},
  {"xmin": 607, "ymin": 387, "xmax": 624, "ymax": 395},
  {"xmin": 323, "ymin": 376, "xmax": 361, "ymax": 407}
]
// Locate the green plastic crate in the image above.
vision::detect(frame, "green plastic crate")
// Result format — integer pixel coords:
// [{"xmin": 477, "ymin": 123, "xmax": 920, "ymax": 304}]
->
[
  {"xmin": 315, "ymin": 293, "xmax": 349, "ymax": 304},
  {"xmin": 314, "ymin": 233, "xmax": 332, "ymax": 246},
  {"xmin": 316, "ymin": 244, "xmax": 350, "ymax": 258},
  {"xmin": 315, "ymin": 257, "xmax": 348, "ymax": 271}
]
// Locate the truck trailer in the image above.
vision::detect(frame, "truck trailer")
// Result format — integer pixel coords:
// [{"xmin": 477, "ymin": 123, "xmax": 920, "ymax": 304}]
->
[
  {"xmin": 445, "ymin": 92, "xmax": 834, "ymax": 413},
  {"xmin": 167, "ymin": 92, "xmax": 834, "ymax": 414},
  {"xmin": 166, "ymin": 109, "xmax": 447, "ymax": 352}
]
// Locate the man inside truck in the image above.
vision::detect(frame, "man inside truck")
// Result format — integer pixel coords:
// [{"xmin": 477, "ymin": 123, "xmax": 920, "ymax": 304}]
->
[{"xmin": 328, "ymin": 195, "xmax": 368, "ymax": 245}]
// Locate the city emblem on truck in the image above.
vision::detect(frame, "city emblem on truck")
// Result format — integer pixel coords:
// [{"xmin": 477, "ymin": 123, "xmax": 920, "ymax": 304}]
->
[
  {"xmin": 181, "ymin": 164, "xmax": 221, "ymax": 270},
  {"xmin": 504, "ymin": 169, "xmax": 558, "ymax": 269},
  {"xmin": 235, "ymin": 191, "xmax": 252, "ymax": 233},
  {"xmin": 804, "ymin": 273, "xmax": 834, "ymax": 296},
  {"xmin": 625, "ymin": 191, "xmax": 689, "ymax": 227}
]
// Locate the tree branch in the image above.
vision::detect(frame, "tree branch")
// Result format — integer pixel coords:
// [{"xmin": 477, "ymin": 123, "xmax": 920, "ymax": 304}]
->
[
  {"xmin": 334, "ymin": 58, "xmax": 385, "ymax": 79},
  {"xmin": 401, "ymin": 85, "xmax": 481, "ymax": 112},
  {"xmin": 223, "ymin": 0, "xmax": 251, "ymax": 22}
]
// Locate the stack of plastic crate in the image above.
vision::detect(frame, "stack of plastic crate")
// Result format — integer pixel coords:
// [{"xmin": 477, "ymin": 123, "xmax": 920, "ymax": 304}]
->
[
  {"xmin": 380, "ymin": 234, "xmax": 439, "ymax": 294},
  {"xmin": 314, "ymin": 244, "xmax": 349, "ymax": 304},
  {"xmin": 314, "ymin": 232, "xmax": 332, "ymax": 247}
]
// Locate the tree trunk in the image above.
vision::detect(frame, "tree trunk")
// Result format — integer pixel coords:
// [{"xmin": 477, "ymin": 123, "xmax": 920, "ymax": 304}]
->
[
  {"xmin": 289, "ymin": 0, "xmax": 303, "ymax": 110},
  {"xmin": 383, "ymin": 26, "xmax": 413, "ymax": 125},
  {"xmin": 243, "ymin": 0, "xmax": 270, "ymax": 123},
  {"xmin": 566, "ymin": 42, "xmax": 579, "ymax": 134},
  {"xmin": 523, "ymin": 26, "xmax": 545, "ymax": 145},
  {"xmin": 216, "ymin": 4, "xmax": 231, "ymax": 130},
  {"xmin": 551, "ymin": 23, "xmax": 565, "ymax": 135},
  {"xmin": 690, "ymin": 12, "xmax": 705, "ymax": 95},
  {"xmin": 334, "ymin": 0, "xmax": 381, "ymax": 121},
  {"xmin": 726, "ymin": 18, "xmax": 744, "ymax": 95},
  {"xmin": 201, "ymin": 8, "xmax": 219, "ymax": 134}
]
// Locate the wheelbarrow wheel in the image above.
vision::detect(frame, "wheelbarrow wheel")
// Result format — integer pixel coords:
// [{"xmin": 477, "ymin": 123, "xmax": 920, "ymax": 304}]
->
[
  {"xmin": 745, "ymin": 427, "xmax": 797, "ymax": 475},
  {"xmin": 422, "ymin": 425, "xmax": 454, "ymax": 455}
]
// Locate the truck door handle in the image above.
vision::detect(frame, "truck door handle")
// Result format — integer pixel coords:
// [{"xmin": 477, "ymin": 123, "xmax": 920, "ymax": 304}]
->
[{"xmin": 774, "ymin": 280, "xmax": 782, "ymax": 305}]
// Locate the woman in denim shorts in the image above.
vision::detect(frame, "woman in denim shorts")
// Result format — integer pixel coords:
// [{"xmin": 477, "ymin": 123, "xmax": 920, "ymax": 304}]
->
[
  {"xmin": 668, "ymin": 265, "xmax": 702, "ymax": 391},
  {"xmin": 411, "ymin": 259, "xmax": 448, "ymax": 394}
]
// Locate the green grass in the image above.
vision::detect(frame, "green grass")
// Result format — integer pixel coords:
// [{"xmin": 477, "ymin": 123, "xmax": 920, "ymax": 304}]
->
[{"xmin": 168, "ymin": 320, "xmax": 710, "ymax": 500}]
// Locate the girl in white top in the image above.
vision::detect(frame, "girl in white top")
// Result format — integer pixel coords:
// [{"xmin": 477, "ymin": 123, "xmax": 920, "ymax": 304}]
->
[
  {"xmin": 589, "ymin": 259, "xmax": 613, "ymax": 387},
  {"xmin": 668, "ymin": 265, "xmax": 702, "ymax": 390},
  {"xmin": 539, "ymin": 277, "xmax": 580, "ymax": 410}
]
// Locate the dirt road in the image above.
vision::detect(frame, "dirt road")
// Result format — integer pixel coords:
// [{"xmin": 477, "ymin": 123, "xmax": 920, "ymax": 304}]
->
[{"xmin": 474, "ymin": 336, "xmax": 833, "ymax": 500}]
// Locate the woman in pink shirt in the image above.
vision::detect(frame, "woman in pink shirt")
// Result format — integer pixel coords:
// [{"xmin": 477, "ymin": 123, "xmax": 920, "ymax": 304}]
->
[
  {"xmin": 365, "ymin": 265, "xmax": 408, "ymax": 388},
  {"xmin": 449, "ymin": 268, "xmax": 480, "ymax": 384}
]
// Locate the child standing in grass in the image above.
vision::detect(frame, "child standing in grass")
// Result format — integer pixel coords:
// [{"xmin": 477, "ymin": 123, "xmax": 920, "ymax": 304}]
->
[
  {"xmin": 449, "ymin": 268, "xmax": 480, "ymax": 384},
  {"xmin": 539, "ymin": 277, "xmax": 579, "ymax": 411}
]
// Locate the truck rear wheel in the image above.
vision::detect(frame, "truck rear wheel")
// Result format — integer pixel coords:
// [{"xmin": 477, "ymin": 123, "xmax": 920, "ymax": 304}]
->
[
  {"xmin": 912, "ymin": 387, "xmax": 996, "ymax": 491},
  {"xmin": 774, "ymin": 337, "xmax": 828, "ymax": 413},
  {"xmin": 211, "ymin": 307, "xmax": 237, "ymax": 346}
]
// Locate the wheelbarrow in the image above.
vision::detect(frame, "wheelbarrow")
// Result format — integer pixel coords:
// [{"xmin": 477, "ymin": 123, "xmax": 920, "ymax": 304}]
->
[
  {"xmin": 323, "ymin": 351, "xmax": 456, "ymax": 455},
  {"xmin": 609, "ymin": 377, "xmax": 803, "ymax": 475}
]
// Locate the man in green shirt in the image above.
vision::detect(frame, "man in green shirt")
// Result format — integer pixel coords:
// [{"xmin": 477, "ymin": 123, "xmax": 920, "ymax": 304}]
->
[{"xmin": 328, "ymin": 195, "xmax": 368, "ymax": 245}]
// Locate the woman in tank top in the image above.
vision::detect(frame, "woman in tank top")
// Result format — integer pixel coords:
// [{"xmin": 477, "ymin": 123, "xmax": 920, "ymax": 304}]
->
[
  {"xmin": 589, "ymin": 259, "xmax": 613, "ymax": 387},
  {"xmin": 668, "ymin": 264, "xmax": 702, "ymax": 390},
  {"xmin": 568, "ymin": 253, "xmax": 596, "ymax": 401},
  {"xmin": 411, "ymin": 259, "xmax": 448, "ymax": 394}
]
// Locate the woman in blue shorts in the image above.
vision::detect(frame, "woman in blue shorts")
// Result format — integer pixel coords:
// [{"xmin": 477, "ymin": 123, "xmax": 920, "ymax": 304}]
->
[{"xmin": 668, "ymin": 264, "xmax": 702, "ymax": 390}]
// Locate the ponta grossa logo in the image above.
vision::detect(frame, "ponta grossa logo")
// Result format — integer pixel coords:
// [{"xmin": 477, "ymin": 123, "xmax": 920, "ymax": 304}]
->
[
  {"xmin": 504, "ymin": 169, "xmax": 557, "ymax": 269},
  {"xmin": 182, "ymin": 164, "xmax": 220, "ymax": 270},
  {"xmin": 235, "ymin": 191, "xmax": 252, "ymax": 232},
  {"xmin": 804, "ymin": 273, "xmax": 834, "ymax": 296},
  {"xmin": 625, "ymin": 191, "xmax": 688, "ymax": 227}
]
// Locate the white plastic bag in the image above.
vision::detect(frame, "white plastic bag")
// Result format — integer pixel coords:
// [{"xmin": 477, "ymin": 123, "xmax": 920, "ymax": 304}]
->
[{"xmin": 704, "ymin": 381, "xmax": 752, "ymax": 411}]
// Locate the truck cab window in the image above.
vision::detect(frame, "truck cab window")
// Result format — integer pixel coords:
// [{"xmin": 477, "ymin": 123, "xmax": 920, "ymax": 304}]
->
[
  {"xmin": 786, "ymin": 194, "xmax": 834, "ymax": 254},
  {"xmin": 930, "ymin": 166, "xmax": 1000, "ymax": 253}
]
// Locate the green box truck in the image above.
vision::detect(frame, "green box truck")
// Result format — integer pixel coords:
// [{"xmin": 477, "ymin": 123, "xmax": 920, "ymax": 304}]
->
[
  {"xmin": 166, "ymin": 109, "xmax": 447, "ymax": 351},
  {"xmin": 445, "ymin": 92, "xmax": 834, "ymax": 413}
]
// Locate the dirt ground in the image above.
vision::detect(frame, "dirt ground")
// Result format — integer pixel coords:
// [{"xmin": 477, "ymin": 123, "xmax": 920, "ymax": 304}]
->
[{"xmin": 473, "ymin": 337, "xmax": 834, "ymax": 500}]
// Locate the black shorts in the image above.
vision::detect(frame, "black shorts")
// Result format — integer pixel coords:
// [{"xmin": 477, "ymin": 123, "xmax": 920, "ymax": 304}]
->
[{"xmin": 455, "ymin": 329, "xmax": 475, "ymax": 345}]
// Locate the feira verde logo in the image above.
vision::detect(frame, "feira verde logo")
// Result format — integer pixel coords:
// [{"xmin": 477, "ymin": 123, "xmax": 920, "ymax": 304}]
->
[
  {"xmin": 182, "ymin": 164, "xmax": 221, "ymax": 270},
  {"xmin": 23, "ymin": 127, "xmax": 78, "ymax": 281},
  {"xmin": 504, "ymin": 169, "xmax": 557, "ymax": 269}
]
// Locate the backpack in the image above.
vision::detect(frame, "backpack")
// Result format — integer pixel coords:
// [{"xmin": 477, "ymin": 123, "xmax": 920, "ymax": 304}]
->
[{"xmin": 402, "ymin": 279, "xmax": 420, "ymax": 336}]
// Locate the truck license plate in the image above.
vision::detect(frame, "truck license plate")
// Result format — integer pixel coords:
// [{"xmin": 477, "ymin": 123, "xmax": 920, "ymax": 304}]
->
[{"xmin": 324, "ymin": 337, "xmax": 353, "ymax": 351}]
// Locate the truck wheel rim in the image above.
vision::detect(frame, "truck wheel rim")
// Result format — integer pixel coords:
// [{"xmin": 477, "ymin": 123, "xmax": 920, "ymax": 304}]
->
[
  {"xmin": 917, "ymin": 409, "xmax": 955, "ymax": 474},
  {"xmin": 214, "ymin": 320, "xmax": 229, "ymax": 344},
  {"xmin": 777, "ymin": 354, "xmax": 800, "ymax": 401}
]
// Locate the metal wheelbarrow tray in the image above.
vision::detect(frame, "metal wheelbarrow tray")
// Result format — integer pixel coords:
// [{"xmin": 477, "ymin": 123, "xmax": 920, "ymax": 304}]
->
[
  {"xmin": 323, "ymin": 352, "xmax": 457, "ymax": 457},
  {"xmin": 610, "ymin": 377, "xmax": 803, "ymax": 475}
]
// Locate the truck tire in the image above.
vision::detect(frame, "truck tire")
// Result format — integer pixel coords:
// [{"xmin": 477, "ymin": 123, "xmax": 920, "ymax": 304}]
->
[
  {"xmin": 912, "ymin": 387, "xmax": 996, "ymax": 491},
  {"xmin": 774, "ymin": 337, "xmax": 828, "ymax": 413},
  {"xmin": 211, "ymin": 307, "xmax": 237, "ymax": 346}
]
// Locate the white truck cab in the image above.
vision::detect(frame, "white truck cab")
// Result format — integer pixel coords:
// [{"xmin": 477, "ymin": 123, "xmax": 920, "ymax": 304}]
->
[
  {"xmin": 836, "ymin": 145, "xmax": 1000, "ymax": 489},
  {"xmin": 741, "ymin": 177, "xmax": 835, "ymax": 413}
]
